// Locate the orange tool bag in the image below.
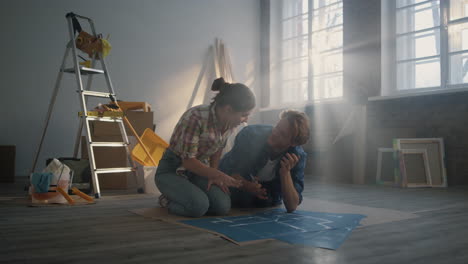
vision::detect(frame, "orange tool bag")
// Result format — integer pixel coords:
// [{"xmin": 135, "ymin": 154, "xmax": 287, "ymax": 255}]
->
[{"xmin": 68, "ymin": 12, "xmax": 103, "ymax": 58}]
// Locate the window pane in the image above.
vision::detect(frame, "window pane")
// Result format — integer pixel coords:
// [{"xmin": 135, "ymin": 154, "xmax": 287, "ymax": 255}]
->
[
  {"xmin": 450, "ymin": 0, "xmax": 468, "ymax": 21},
  {"xmin": 397, "ymin": 58, "xmax": 441, "ymax": 89},
  {"xmin": 283, "ymin": 0, "xmax": 308, "ymax": 18},
  {"xmin": 448, "ymin": 22, "xmax": 468, "ymax": 52},
  {"xmin": 274, "ymin": 0, "xmax": 343, "ymax": 105},
  {"xmin": 449, "ymin": 52, "xmax": 468, "ymax": 85},
  {"xmin": 311, "ymin": 52, "xmax": 342, "ymax": 75},
  {"xmin": 397, "ymin": 1, "xmax": 440, "ymax": 34},
  {"xmin": 282, "ymin": 58, "xmax": 308, "ymax": 81},
  {"xmin": 283, "ymin": 14, "xmax": 308, "ymax": 39},
  {"xmin": 397, "ymin": 29, "xmax": 440, "ymax": 60},
  {"xmin": 282, "ymin": 37, "xmax": 308, "ymax": 60},
  {"xmin": 312, "ymin": 2, "xmax": 343, "ymax": 32},
  {"xmin": 312, "ymin": 25, "xmax": 343, "ymax": 52},
  {"xmin": 282, "ymin": 79, "xmax": 308, "ymax": 103},
  {"xmin": 397, "ymin": 0, "xmax": 430, "ymax": 8},
  {"xmin": 313, "ymin": 0, "xmax": 341, "ymax": 9},
  {"xmin": 313, "ymin": 75, "xmax": 343, "ymax": 99}
]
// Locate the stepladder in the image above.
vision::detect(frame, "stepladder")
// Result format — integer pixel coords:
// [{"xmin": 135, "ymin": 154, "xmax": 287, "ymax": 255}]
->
[{"xmin": 31, "ymin": 13, "xmax": 141, "ymax": 198}]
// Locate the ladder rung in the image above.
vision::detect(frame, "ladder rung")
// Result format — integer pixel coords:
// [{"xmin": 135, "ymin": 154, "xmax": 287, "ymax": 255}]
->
[
  {"xmin": 91, "ymin": 142, "xmax": 127, "ymax": 147},
  {"xmin": 81, "ymin": 91, "xmax": 113, "ymax": 98},
  {"xmin": 95, "ymin": 167, "xmax": 134, "ymax": 174},
  {"xmin": 63, "ymin": 67, "xmax": 104, "ymax": 75},
  {"xmin": 79, "ymin": 111, "xmax": 124, "ymax": 118},
  {"xmin": 85, "ymin": 116, "xmax": 123, "ymax": 122}
]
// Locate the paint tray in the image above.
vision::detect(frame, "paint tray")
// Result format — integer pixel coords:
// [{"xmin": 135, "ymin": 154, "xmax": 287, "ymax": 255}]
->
[{"xmin": 131, "ymin": 128, "xmax": 169, "ymax": 166}]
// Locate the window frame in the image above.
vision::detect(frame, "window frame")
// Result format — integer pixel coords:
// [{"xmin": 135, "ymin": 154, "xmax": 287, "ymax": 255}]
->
[
  {"xmin": 396, "ymin": 0, "xmax": 442, "ymax": 91},
  {"xmin": 379, "ymin": 0, "xmax": 468, "ymax": 99},
  {"xmin": 269, "ymin": 0, "xmax": 344, "ymax": 108},
  {"xmin": 310, "ymin": 0, "xmax": 344, "ymax": 101}
]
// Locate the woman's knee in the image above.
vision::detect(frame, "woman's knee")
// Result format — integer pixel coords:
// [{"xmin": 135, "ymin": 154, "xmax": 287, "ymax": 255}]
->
[
  {"xmin": 185, "ymin": 194, "xmax": 210, "ymax": 217},
  {"xmin": 208, "ymin": 193, "xmax": 231, "ymax": 216}
]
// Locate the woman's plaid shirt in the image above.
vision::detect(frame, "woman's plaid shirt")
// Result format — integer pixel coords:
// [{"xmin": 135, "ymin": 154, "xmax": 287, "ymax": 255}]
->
[{"xmin": 169, "ymin": 104, "xmax": 232, "ymax": 166}]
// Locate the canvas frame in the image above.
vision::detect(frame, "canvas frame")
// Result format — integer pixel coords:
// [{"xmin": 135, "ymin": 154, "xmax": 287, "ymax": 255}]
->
[
  {"xmin": 393, "ymin": 138, "xmax": 447, "ymax": 188},
  {"xmin": 399, "ymin": 149, "xmax": 432, "ymax": 188},
  {"xmin": 376, "ymin": 148, "xmax": 395, "ymax": 186}
]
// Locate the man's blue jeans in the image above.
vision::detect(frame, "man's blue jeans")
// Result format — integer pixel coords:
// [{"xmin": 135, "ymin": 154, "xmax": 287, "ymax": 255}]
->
[{"xmin": 155, "ymin": 149, "xmax": 231, "ymax": 217}]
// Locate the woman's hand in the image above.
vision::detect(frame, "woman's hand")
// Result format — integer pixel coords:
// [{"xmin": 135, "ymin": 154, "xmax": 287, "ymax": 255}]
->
[
  {"xmin": 279, "ymin": 153, "xmax": 299, "ymax": 176},
  {"xmin": 182, "ymin": 158, "xmax": 241, "ymax": 193},
  {"xmin": 207, "ymin": 172, "xmax": 242, "ymax": 194}
]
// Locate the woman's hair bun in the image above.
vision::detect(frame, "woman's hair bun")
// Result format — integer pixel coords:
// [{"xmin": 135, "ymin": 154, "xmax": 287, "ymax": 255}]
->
[{"xmin": 211, "ymin": 77, "xmax": 227, "ymax": 92}]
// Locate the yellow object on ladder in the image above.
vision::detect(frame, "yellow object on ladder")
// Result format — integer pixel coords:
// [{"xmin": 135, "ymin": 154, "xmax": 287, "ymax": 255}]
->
[
  {"xmin": 131, "ymin": 128, "xmax": 169, "ymax": 166},
  {"xmin": 30, "ymin": 13, "xmax": 141, "ymax": 199},
  {"xmin": 102, "ymin": 102, "xmax": 162, "ymax": 167}
]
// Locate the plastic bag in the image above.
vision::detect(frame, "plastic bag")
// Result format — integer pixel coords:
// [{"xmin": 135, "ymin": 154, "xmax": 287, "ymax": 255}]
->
[
  {"xmin": 31, "ymin": 159, "xmax": 73, "ymax": 204},
  {"xmin": 141, "ymin": 166, "xmax": 160, "ymax": 195}
]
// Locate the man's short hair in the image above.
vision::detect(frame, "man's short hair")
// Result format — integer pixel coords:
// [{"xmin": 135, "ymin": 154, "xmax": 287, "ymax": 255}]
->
[{"xmin": 279, "ymin": 109, "xmax": 310, "ymax": 146}]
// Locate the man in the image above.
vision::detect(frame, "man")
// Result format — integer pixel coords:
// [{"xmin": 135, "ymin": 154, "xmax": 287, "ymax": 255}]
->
[{"xmin": 219, "ymin": 110, "xmax": 310, "ymax": 213}]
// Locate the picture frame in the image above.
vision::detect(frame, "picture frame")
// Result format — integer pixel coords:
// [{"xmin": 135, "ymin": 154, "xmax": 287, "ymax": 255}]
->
[
  {"xmin": 393, "ymin": 138, "xmax": 447, "ymax": 187},
  {"xmin": 399, "ymin": 149, "xmax": 432, "ymax": 188},
  {"xmin": 376, "ymin": 148, "xmax": 395, "ymax": 186}
]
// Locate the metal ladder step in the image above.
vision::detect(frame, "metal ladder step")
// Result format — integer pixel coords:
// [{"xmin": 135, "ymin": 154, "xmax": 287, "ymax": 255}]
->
[
  {"xmin": 85, "ymin": 116, "xmax": 123, "ymax": 122},
  {"xmin": 63, "ymin": 66, "xmax": 104, "ymax": 75},
  {"xmin": 90, "ymin": 142, "xmax": 128, "ymax": 147},
  {"xmin": 81, "ymin": 90, "xmax": 113, "ymax": 98},
  {"xmin": 95, "ymin": 167, "xmax": 134, "ymax": 174}
]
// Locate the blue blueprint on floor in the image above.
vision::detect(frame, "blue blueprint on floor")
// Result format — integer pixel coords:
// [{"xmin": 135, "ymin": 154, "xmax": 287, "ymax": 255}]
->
[{"xmin": 180, "ymin": 208, "xmax": 366, "ymax": 250}]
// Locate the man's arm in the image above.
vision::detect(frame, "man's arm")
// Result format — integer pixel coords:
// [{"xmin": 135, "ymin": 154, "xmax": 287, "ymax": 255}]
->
[
  {"xmin": 279, "ymin": 153, "xmax": 301, "ymax": 213},
  {"xmin": 279, "ymin": 150, "xmax": 306, "ymax": 212}
]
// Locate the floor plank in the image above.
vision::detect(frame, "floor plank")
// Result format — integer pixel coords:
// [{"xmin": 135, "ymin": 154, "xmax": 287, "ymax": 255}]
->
[{"xmin": 1, "ymin": 179, "xmax": 468, "ymax": 263}]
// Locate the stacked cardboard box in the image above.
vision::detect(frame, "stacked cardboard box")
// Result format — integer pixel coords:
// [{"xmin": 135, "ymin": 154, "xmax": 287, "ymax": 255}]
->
[
  {"xmin": 81, "ymin": 110, "xmax": 154, "ymax": 189},
  {"xmin": 0, "ymin": 145, "xmax": 15, "ymax": 183}
]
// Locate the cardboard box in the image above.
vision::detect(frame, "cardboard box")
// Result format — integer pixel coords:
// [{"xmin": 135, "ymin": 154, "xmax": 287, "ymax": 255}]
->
[
  {"xmin": 81, "ymin": 110, "xmax": 154, "ymax": 190},
  {"xmin": 91, "ymin": 111, "xmax": 153, "ymax": 137},
  {"xmin": 81, "ymin": 136, "xmax": 136, "ymax": 190},
  {"xmin": 0, "ymin": 145, "xmax": 15, "ymax": 183}
]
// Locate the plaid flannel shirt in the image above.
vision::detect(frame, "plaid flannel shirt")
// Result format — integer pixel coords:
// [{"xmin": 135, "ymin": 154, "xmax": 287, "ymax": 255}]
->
[{"xmin": 169, "ymin": 104, "xmax": 232, "ymax": 166}]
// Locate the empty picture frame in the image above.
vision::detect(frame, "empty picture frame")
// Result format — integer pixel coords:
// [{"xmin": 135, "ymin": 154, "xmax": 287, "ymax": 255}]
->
[
  {"xmin": 393, "ymin": 138, "xmax": 447, "ymax": 187},
  {"xmin": 376, "ymin": 148, "xmax": 395, "ymax": 186},
  {"xmin": 399, "ymin": 149, "xmax": 432, "ymax": 188}
]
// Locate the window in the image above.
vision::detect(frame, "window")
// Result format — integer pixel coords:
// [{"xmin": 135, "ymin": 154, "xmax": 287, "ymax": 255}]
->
[
  {"xmin": 269, "ymin": 0, "xmax": 343, "ymax": 107},
  {"xmin": 382, "ymin": 0, "xmax": 468, "ymax": 96},
  {"xmin": 449, "ymin": 0, "xmax": 468, "ymax": 85}
]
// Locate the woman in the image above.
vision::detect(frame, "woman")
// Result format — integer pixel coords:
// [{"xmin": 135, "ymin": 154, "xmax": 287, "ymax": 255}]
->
[{"xmin": 155, "ymin": 77, "xmax": 255, "ymax": 217}]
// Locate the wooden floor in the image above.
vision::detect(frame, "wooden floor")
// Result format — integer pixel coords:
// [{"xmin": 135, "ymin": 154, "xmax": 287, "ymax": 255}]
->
[{"xmin": 1, "ymin": 178, "xmax": 468, "ymax": 264}]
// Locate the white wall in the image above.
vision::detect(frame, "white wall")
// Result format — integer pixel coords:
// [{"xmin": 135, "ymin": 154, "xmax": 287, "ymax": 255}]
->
[{"xmin": 0, "ymin": 0, "xmax": 261, "ymax": 176}]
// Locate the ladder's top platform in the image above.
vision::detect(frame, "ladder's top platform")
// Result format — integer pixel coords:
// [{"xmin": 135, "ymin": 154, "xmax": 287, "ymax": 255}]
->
[{"xmin": 63, "ymin": 67, "xmax": 104, "ymax": 75}]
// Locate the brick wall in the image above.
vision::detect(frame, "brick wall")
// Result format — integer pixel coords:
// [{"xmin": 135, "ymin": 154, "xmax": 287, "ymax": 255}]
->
[{"xmin": 366, "ymin": 92, "xmax": 468, "ymax": 185}]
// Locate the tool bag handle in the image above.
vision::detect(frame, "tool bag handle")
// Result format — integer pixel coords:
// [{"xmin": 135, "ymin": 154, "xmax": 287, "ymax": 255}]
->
[{"xmin": 66, "ymin": 12, "xmax": 82, "ymax": 35}]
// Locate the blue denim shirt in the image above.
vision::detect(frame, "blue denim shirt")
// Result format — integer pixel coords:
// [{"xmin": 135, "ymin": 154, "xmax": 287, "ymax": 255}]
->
[{"xmin": 219, "ymin": 125, "xmax": 306, "ymax": 206}]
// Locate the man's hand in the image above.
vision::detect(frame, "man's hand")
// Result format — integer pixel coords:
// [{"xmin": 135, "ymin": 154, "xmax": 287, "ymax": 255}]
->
[
  {"xmin": 243, "ymin": 177, "xmax": 268, "ymax": 200},
  {"xmin": 280, "ymin": 153, "xmax": 299, "ymax": 176}
]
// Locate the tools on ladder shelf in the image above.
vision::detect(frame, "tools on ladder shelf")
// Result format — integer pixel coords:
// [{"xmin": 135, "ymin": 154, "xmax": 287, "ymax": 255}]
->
[{"xmin": 30, "ymin": 12, "xmax": 153, "ymax": 199}]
